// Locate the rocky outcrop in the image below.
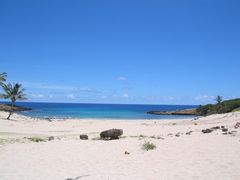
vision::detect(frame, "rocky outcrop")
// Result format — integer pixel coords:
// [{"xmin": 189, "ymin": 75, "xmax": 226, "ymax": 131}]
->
[
  {"xmin": 0, "ymin": 103, "xmax": 32, "ymax": 112},
  {"xmin": 100, "ymin": 129, "xmax": 123, "ymax": 140},
  {"xmin": 147, "ymin": 108, "xmax": 197, "ymax": 116}
]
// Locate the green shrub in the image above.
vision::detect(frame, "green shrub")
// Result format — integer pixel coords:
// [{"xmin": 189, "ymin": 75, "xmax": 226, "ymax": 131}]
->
[
  {"xmin": 28, "ymin": 137, "xmax": 46, "ymax": 142},
  {"xmin": 196, "ymin": 98, "xmax": 240, "ymax": 116},
  {"xmin": 142, "ymin": 141, "xmax": 156, "ymax": 151}
]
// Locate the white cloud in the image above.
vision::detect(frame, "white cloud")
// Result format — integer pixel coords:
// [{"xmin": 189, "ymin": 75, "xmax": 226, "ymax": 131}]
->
[
  {"xmin": 116, "ymin": 76, "xmax": 127, "ymax": 81},
  {"xmin": 67, "ymin": 94, "xmax": 75, "ymax": 99},
  {"xmin": 31, "ymin": 94, "xmax": 44, "ymax": 98},
  {"xmin": 22, "ymin": 82, "xmax": 100, "ymax": 93},
  {"xmin": 123, "ymin": 93, "xmax": 129, "ymax": 98},
  {"xmin": 101, "ymin": 95, "xmax": 107, "ymax": 99},
  {"xmin": 195, "ymin": 95, "xmax": 214, "ymax": 101},
  {"xmin": 22, "ymin": 82, "xmax": 76, "ymax": 90},
  {"xmin": 168, "ymin": 96, "xmax": 175, "ymax": 101},
  {"xmin": 78, "ymin": 87, "xmax": 101, "ymax": 93}
]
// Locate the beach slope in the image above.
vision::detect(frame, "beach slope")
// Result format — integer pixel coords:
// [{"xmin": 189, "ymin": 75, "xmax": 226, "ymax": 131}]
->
[{"xmin": 0, "ymin": 111, "xmax": 240, "ymax": 180}]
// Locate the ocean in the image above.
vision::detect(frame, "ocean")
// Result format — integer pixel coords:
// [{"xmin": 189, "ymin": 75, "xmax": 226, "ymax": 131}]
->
[{"xmin": 6, "ymin": 102, "xmax": 198, "ymax": 120}]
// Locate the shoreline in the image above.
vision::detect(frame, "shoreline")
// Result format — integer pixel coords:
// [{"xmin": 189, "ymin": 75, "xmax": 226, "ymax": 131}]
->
[{"xmin": 1, "ymin": 111, "xmax": 240, "ymax": 180}]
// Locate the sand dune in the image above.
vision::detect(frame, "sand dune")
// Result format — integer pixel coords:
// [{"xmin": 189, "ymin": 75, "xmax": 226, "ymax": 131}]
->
[{"xmin": 0, "ymin": 111, "xmax": 240, "ymax": 180}]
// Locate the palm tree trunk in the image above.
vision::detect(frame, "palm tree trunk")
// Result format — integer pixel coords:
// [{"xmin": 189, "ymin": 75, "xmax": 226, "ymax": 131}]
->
[{"xmin": 7, "ymin": 102, "xmax": 14, "ymax": 120}]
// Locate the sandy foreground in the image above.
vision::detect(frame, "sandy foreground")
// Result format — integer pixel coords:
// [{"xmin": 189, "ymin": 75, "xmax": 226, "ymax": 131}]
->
[{"xmin": 0, "ymin": 111, "xmax": 240, "ymax": 180}]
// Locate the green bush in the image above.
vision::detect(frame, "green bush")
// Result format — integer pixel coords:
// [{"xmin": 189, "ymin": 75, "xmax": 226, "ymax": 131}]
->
[
  {"xmin": 142, "ymin": 141, "xmax": 156, "ymax": 151},
  {"xmin": 28, "ymin": 137, "xmax": 46, "ymax": 143},
  {"xmin": 196, "ymin": 98, "xmax": 240, "ymax": 116}
]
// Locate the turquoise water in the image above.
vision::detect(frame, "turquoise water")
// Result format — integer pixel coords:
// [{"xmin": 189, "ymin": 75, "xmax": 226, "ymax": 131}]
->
[{"xmin": 8, "ymin": 102, "xmax": 197, "ymax": 120}]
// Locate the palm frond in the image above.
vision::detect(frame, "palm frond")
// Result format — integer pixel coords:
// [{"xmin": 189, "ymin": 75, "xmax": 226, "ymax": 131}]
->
[
  {"xmin": 0, "ymin": 82, "xmax": 27, "ymax": 101},
  {"xmin": 0, "ymin": 72, "xmax": 7, "ymax": 82}
]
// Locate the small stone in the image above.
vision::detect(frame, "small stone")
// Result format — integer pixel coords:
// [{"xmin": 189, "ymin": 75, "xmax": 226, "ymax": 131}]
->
[
  {"xmin": 48, "ymin": 136, "xmax": 54, "ymax": 141},
  {"xmin": 222, "ymin": 128, "xmax": 228, "ymax": 132},
  {"xmin": 202, "ymin": 129, "xmax": 213, "ymax": 134},
  {"xmin": 80, "ymin": 135, "xmax": 88, "ymax": 140},
  {"xmin": 157, "ymin": 136, "xmax": 164, "ymax": 140},
  {"xmin": 221, "ymin": 126, "xmax": 225, "ymax": 129},
  {"xmin": 186, "ymin": 131, "xmax": 193, "ymax": 135},
  {"xmin": 211, "ymin": 126, "xmax": 220, "ymax": 130},
  {"xmin": 222, "ymin": 132, "xmax": 228, "ymax": 135},
  {"xmin": 175, "ymin": 133, "xmax": 180, "ymax": 137},
  {"xmin": 234, "ymin": 122, "xmax": 240, "ymax": 129},
  {"xmin": 125, "ymin": 151, "xmax": 130, "ymax": 155}
]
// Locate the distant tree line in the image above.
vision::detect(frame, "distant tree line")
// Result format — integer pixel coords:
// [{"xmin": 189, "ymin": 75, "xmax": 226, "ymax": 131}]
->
[{"xmin": 0, "ymin": 72, "xmax": 27, "ymax": 119}]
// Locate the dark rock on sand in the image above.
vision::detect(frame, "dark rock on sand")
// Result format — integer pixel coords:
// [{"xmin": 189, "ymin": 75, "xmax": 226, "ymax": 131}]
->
[
  {"xmin": 100, "ymin": 129, "xmax": 123, "ymax": 140},
  {"xmin": 222, "ymin": 128, "xmax": 228, "ymax": 132},
  {"xmin": 175, "ymin": 133, "xmax": 181, "ymax": 137},
  {"xmin": 80, "ymin": 135, "xmax": 88, "ymax": 140},
  {"xmin": 125, "ymin": 151, "xmax": 130, "ymax": 155},
  {"xmin": 202, "ymin": 129, "xmax": 213, "ymax": 134},
  {"xmin": 234, "ymin": 122, "xmax": 240, "ymax": 129},
  {"xmin": 48, "ymin": 136, "xmax": 54, "ymax": 141},
  {"xmin": 211, "ymin": 126, "xmax": 220, "ymax": 130},
  {"xmin": 186, "ymin": 131, "xmax": 193, "ymax": 135}
]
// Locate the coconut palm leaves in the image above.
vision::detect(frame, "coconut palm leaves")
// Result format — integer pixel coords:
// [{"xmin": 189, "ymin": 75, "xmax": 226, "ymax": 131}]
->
[
  {"xmin": 0, "ymin": 83, "xmax": 27, "ymax": 119},
  {"xmin": 0, "ymin": 72, "xmax": 7, "ymax": 86}
]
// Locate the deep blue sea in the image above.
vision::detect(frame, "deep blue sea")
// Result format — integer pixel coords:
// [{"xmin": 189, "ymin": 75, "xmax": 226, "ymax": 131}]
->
[{"xmin": 3, "ymin": 102, "xmax": 198, "ymax": 120}]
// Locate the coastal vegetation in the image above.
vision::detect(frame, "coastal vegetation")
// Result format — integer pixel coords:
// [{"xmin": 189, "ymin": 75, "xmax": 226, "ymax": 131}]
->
[
  {"xmin": 196, "ymin": 97, "xmax": 240, "ymax": 116},
  {"xmin": 148, "ymin": 96, "xmax": 240, "ymax": 117},
  {"xmin": 0, "ymin": 72, "xmax": 27, "ymax": 119}
]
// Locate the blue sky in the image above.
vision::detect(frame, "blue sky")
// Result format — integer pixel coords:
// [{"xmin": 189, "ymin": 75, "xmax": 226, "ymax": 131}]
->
[{"xmin": 0, "ymin": 0, "xmax": 240, "ymax": 105}]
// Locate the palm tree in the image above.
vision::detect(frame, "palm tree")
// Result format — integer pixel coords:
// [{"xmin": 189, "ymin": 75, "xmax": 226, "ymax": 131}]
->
[
  {"xmin": 215, "ymin": 95, "xmax": 223, "ymax": 113},
  {"xmin": 0, "ymin": 83, "xmax": 27, "ymax": 119},
  {"xmin": 0, "ymin": 72, "xmax": 7, "ymax": 86},
  {"xmin": 216, "ymin": 95, "xmax": 222, "ymax": 104}
]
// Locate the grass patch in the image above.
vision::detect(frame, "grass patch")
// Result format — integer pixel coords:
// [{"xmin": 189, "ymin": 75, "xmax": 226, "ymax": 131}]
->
[
  {"xmin": 232, "ymin": 107, "xmax": 240, "ymax": 112},
  {"xmin": 142, "ymin": 141, "xmax": 156, "ymax": 151},
  {"xmin": 0, "ymin": 138, "xmax": 7, "ymax": 145},
  {"xmin": 28, "ymin": 137, "xmax": 47, "ymax": 143}
]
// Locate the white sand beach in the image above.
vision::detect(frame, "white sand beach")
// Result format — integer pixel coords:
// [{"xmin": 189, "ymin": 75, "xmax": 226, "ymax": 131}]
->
[{"xmin": 0, "ymin": 111, "xmax": 240, "ymax": 180}]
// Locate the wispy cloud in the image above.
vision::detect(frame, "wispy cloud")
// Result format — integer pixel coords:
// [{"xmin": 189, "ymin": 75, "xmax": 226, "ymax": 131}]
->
[
  {"xmin": 67, "ymin": 94, "xmax": 75, "ymax": 99},
  {"xmin": 123, "ymin": 93, "xmax": 129, "ymax": 98},
  {"xmin": 194, "ymin": 95, "xmax": 215, "ymax": 101},
  {"xmin": 101, "ymin": 95, "xmax": 107, "ymax": 99},
  {"xmin": 22, "ymin": 82, "xmax": 100, "ymax": 93},
  {"xmin": 31, "ymin": 94, "xmax": 45, "ymax": 98},
  {"xmin": 78, "ymin": 87, "xmax": 101, "ymax": 93},
  {"xmin": 22, "ymin": 82, "xmax": 76, "ymax": 90},
  {"xmin": 116, "ymin": 76, "xmax": 127, "ymax": 81}
]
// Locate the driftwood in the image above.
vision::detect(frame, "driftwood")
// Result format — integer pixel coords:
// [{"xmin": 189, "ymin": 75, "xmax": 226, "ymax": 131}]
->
[{"xmin": 100, "ymin": 129, "xmax": 123, "ymax": 140}]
